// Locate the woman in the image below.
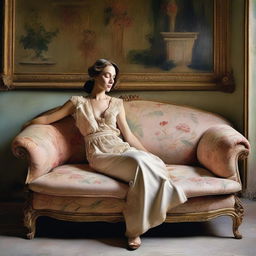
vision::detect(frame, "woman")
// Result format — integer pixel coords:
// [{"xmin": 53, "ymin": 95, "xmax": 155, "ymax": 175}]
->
[{"xmin": 23, "ymin": 59, "xmax": 187, "ymax": 250}]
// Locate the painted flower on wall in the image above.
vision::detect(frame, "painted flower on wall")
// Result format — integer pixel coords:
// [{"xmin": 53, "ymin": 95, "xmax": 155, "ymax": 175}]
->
[
  {"xmin": 20, "ymin": 10, "xmax": 59, "ymax": 60},
  {"xmin": 78, "ymin": 29, "xmax": 97, "ymax": 66},
  {"xmin": 162, "ymin": 0, "xmax": 178, "ymax": 32},
  {"xmin": 58, "ymin": 6, "xmax": 83, "ymax": 31},
  {"xmin": 163, "ymin": 0, "xmax": 178, "ymax": 16},
  {"xmin": 104, "ymin": 0, "xmax": 132, "ymax": 60}
]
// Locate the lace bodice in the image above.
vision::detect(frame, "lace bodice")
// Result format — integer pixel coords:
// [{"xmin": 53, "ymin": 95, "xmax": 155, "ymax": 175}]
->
[
  {"xmin": 70, "ymin": 96, "xmax": 123, "ymax": 137},
  {"xmin": 70, "ymin": 96, "xmax": 131, "ymax": 160}
]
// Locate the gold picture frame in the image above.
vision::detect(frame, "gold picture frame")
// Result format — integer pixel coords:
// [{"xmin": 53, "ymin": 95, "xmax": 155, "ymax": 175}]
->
[{"xmin": 1, "ymin": 0, "xmax": 234, "ymax": 91}]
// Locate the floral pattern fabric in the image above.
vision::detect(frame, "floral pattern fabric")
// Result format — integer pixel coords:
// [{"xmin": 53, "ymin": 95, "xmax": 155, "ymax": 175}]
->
[
  {"xmin": 124, "ymin": 101, "xmax": 231, "ymax": 164},
  {"xmin": 12, "ymin": 99, "xmax": 250, "ymax": 220},
  {"xmin": 29, "ymin": 164, "xmax": 128, "ymax": 198},
  {"xmin": 33, "ymin": 192, "xmax": 235, "ymax": 215},
  {"xmin": 12, "ymin": 100, "xmax": 249, "ymax": 184},
  {"xmin": 29, "ymin": 164, "xmax": 241, "ymax": 199},
  {"xmin": 197, "ymin": 124, "xmax": 250, "ymax": 180}
]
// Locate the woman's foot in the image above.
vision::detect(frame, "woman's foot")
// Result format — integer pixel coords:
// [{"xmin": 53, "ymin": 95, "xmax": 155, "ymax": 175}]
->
[{"xmin": 127, "ymin": 236, "xmax": 141, "ymax": 250}]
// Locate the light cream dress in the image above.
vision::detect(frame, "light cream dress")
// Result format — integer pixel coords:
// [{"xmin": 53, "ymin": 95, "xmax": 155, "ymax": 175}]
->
[{"xmin": 70, "ymin": 96, "xmax": 187, "ymax": 237}]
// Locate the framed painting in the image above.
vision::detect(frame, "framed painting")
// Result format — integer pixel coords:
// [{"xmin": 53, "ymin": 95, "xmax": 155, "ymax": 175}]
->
[{"xmin": 1, "ymin": 0, "xmax": 234, "ymax": 91}]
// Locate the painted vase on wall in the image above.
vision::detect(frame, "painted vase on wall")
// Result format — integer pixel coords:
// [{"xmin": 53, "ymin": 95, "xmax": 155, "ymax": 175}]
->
[{"xmin": 165, "ymin": 0, "xmax": 178, "ymax": 32}]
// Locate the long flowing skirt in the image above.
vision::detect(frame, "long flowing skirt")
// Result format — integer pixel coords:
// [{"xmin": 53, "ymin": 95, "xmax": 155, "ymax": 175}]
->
[{"xmin": 89, "ymin": 149, "xmax": 187, "ymax": 237}]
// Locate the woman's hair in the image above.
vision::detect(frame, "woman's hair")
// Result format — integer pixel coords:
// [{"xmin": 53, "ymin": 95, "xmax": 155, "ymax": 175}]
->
[{"xmin": 83, "ymin": 59, "xmax": 119, "ymax": 93}]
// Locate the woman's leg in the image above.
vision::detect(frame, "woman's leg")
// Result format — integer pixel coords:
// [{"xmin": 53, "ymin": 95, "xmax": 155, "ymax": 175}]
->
[{"xmin": 90, "ymin": 150, "xmax": 187, "ymax": 238}]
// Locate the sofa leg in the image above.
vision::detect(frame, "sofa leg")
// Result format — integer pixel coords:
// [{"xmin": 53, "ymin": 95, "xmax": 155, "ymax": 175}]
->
[
  {"xmin": 232, "ymin": 196, "xmax": 244, "ymax": 239},
  {"xmin": 24, "ymin": 205, "xmax": 37, "ymax": 239},
  {"xmin": 23, "ymin": 194, "xmax": 37, "ymax": 239}
]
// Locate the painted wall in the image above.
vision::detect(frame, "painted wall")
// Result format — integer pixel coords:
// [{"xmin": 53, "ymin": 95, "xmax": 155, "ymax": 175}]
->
[
  {"xmin": 0, "ymin": 0, "xmax": 246, "ymax": 201},
  {"xmin": 247, "ymin": 0, "xmax": 256, "ymax": 199}
]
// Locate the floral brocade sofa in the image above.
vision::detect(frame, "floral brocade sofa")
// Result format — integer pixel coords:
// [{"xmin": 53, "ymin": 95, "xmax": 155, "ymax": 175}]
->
[{"xmin": 12, "ymin": 98, "xmax": 250, "ymax": 239}]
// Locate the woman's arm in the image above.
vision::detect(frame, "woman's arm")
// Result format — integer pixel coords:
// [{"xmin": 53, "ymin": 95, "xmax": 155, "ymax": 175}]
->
[
  {"xmin": 117, "ymin": 101, "xmax": 148, "ymax": 152},
  {"xmin": 22, "ymin": 100, "xmax": 75, "ymax": 129}
]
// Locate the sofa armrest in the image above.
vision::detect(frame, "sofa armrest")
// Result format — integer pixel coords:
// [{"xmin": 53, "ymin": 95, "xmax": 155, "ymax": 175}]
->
[
  {"xmin": 12, "ymin": 124, "xmax": 71, "ymax": 184},
  {"xmin": 197, "ymin": 125, "xmax": 250, "ymax": 182}
]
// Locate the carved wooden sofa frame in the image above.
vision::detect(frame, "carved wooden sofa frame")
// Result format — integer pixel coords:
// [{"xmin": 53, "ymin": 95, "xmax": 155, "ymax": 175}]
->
[{"xmin": 23, "ymin": 193, "xmax": 244, "ymax": 240}]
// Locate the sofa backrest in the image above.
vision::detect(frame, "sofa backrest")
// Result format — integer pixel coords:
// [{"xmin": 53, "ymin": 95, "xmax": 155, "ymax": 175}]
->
[
  {"xmin": 123, "ymin": 100, "xmax": 230, "ymax": 164},
  {"xmin": 53, "ymin": 100, "xmax": 230, "ymax": 165}
]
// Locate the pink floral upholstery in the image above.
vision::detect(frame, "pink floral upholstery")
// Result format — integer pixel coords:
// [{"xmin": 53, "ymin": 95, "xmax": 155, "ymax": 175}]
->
[
  {"xmin": 169, "ymin": 194, "xmax": 235, "ymax": 214},
  {"xmin": 167, "ymin": 165, "xmax": 241, "ymax": 198},
  {"xmin": 123, "ymin": 101, "xmax": 232, "ymax": 164},
  {"xmin": 32, "ymin": 192, "xmax": 235, "ymax": 215},
  {"xmin": 29, "ymin": 164, "xmax": 128, "ymax": 198},
  {"xmin": 32, "ymin": 193, "xmax": 124, "ymax": 213},
  {"xmin": 12, "ymin": 99, "xmax": 250, "ymax": 222},
  {"xmin": 12, "ymin": 100, "xmax": 250, "ymax": 184},
  {"xmin": 197, "ymin": 124, "xmax": 250, "ymax": 181},
  {"xmin": 28, "ymin": 164, "xmax": 241, "ymax": 200},
  {"xmin": 12, "ymin": 117, "xmax": 85, "ymax": 183}
]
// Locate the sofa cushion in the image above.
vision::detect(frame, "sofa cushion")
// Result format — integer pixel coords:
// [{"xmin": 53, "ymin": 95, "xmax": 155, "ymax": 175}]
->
[
  {"xmin": 29, "ymin": 164, "xmax": 241, "ymax": 200},
  {"xmin": 167, "ymin": 165, "xmax": 241, "ymax": 198},
  {"xmin": 29, "ymin": 164, "xmax": 128, "ymax": 199}
]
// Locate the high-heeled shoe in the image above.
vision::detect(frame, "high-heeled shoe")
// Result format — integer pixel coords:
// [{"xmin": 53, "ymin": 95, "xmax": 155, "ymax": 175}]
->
[{"xmin": 127, "ymin": 236, "xmax": 141, "ymax": 250}]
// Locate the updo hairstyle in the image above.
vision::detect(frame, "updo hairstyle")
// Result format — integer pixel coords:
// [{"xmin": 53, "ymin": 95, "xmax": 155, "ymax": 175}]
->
[{"xmin": 83, "ymin": 59, "xmax": 119, "ymax": 93}]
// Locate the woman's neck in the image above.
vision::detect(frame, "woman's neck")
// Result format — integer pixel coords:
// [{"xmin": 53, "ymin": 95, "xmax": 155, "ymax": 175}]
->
[{"xmin": 89, "ymin": 89, "xmax": 108, "ymax": 100}]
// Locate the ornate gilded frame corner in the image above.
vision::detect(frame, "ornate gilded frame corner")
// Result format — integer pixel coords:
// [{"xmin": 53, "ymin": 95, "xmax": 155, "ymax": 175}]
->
[{"xmin": 2, "ymin": 0, "xmax": 233, "ymax": 91}]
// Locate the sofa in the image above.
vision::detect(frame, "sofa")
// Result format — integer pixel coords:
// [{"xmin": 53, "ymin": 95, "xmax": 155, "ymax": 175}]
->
[{"xmin": 12, "ymin": 97, "xmax": 250, "ymax": 240}]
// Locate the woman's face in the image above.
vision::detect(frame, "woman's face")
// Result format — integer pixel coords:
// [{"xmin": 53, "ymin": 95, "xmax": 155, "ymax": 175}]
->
[{"xmin": 94, "ymin": 65, "xmax": 116, "ymax": 92}]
